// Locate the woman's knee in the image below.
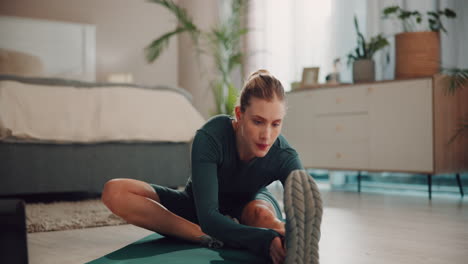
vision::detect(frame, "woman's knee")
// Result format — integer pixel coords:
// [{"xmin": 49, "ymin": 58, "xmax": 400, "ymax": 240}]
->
[
  {"xmin": 241, "ymin": 201, "xmax": 276, "ymax": 226},
  {"xmin": 102, "ymin": 179, "xmax": 160, "ymax": 214},
  {"xmin": 101, "ymin": 179, "xmax": 127, "ymax": 212}
]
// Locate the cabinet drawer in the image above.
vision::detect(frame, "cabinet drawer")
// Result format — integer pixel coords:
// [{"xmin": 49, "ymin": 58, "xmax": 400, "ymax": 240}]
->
[
  {"xmin": 312, "ymin": 85, "xmax": 370, "ymax": 114},
  {"xmin": 308, "ymin": 142, "xmax": 369, "ymax": 169},
  {"xmin": 369, "ymin": 79, "xmax": 433, "ymax": 172},
  {"xmin": 314, "ymin": 114, "xmax": 369, "ymax": 142}
]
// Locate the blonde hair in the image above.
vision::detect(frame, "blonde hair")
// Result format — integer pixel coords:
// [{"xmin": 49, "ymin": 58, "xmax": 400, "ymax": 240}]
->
[{"xmin": 238, "ymin": 69, "xmax": 285, "ymax": 112}]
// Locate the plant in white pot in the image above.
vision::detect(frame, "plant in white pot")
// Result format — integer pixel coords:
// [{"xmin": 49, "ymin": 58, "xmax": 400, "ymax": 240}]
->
[
  {"xmin": 347, "ymin": 16, "xmax": 389, "ymax": 83},
  {"xmin": 382, "ymin": 6, "xmax": 456, "ymax": 79}
]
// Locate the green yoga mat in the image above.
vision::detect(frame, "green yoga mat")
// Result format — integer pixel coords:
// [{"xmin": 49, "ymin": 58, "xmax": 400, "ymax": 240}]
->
[{"xmin": 86, "ymin": 233, "xmax": 268, "ymax": 264}]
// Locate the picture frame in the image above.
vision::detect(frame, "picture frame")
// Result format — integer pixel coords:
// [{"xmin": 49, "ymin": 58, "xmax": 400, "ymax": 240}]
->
[{"xmin": 301, "ymin": 67, "xmax": 320, "ymax": 86}]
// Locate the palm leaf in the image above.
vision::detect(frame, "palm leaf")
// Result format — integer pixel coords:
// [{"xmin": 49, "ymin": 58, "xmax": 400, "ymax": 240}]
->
[
  {"xmin": 442, "ymin": 67, "xmax": 468, "ymax": 95},
  {"xmin": 226, "ymin": 82, "xmax": 239, "ymax": 115},
  {"xmin": 448, "ymin": 115, "xmax": 468, "ymax": 144},
  {"xmin": 148, "ymin": 0, "xmax": 198, "ymax": 32},
  {"xmin": 228, "ymin": 52, "xmax": 243, "ymax": 73},
  {"xmin": 212, "ymin": 81, "xmax": 225, "ymax": 114},
  {"xmin": 145, "ymin": 27, "xmax": 186, "ymax": 63},
  {"xmin": 147, "ymin": 0, "xmax": 200, "ymax": 45}
]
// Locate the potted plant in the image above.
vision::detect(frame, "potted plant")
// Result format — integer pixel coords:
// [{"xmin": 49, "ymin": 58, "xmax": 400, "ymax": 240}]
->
[
  {"xmin": 382, "ymin": 6, "xmax": 456, "ymax": 79},
  {"xmin": 347, "ymin": 16, "xmax": 389, "ymax": 83},
  {"xmin": 145, "ymin": 0, "xmax": 248, "ymax": 116}
]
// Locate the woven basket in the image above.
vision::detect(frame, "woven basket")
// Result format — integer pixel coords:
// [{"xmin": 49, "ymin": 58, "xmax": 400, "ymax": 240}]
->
[{"xmin": 395, "ymin": 31, "xmax": 440, "ymax": 79}]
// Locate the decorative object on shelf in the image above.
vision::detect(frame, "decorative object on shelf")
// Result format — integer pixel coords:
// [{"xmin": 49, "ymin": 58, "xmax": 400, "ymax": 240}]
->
[
  {"xmin": 107, "ymin": 73, "xmax": 133, "ymax": 83},
  {"xmin": 325, "ymin": 58, "xmax": 341, "ymax": 84},
  {"xmin": 301, "ymin": 67, "xmax": 320, "ymax": 86},
  {"xmin": 290, "ymin": 81, "xmax": 301, "ymax": 91},
  {"xmin": 145, "ymin": 0, "xmax": 248, "ymax": 116},
  {"xmin": 382, "ymin": 6, "xmax": 457, "ymax": 79},
  {"xmin": 347, "ymin": 16, "xmax": 389, "ymax": 83}
]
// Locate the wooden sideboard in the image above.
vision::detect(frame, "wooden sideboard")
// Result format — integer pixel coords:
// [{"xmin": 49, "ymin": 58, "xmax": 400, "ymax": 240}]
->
[{"xmin": 283, "ymin": 75, "xmax": 468, "ymax": 198}]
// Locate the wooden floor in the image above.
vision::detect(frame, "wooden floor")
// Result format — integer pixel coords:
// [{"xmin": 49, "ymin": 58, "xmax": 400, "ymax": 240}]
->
[{"xmin": 28, "ymin": 189, "xmax": 468, "ymax": 264}]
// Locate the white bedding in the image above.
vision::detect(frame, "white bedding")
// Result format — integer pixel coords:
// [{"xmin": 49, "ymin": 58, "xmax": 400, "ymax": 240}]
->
[{"xmin": 0, "ymin": 81, "xmax": 205, "ymax": 143}]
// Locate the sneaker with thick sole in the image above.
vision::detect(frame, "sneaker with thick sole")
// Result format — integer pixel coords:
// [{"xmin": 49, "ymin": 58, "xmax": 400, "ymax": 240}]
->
[{"xmin": 284, "ymin": 170, "xmax": 323, "ymax": 264}]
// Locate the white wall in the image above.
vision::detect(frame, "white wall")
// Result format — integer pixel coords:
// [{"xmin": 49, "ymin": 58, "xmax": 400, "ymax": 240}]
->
[
  {"xmin": 0, "ymin": 16, "xmax": 96, "ymax": 81},
  {"xmin": 178, "ymin": 0, "xmax": 219, "ymax": 118},
  {"xmin": 0, "ymin": 0, "xmax": 178, "ymax": 86}
]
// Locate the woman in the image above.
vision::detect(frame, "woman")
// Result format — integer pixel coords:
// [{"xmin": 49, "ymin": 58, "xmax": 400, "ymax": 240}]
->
[{"xmin": 102, "ymin": 70, "xmax": 322, "ymax": 264}]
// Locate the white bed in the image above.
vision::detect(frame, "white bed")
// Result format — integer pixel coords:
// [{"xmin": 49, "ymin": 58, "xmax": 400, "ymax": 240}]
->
[
  {"xmin": 0, "ymin": 78, "xmax": 204, "ymax": 143},
  {"xmin": 0, "ymin": 16, "xmax": 204, "ymax": 195}
]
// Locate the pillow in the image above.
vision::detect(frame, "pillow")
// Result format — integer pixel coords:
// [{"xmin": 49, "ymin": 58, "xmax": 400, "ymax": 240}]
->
[{"xmin": 0, "ymin": 48, "xmax": 44, "ymax": 76}]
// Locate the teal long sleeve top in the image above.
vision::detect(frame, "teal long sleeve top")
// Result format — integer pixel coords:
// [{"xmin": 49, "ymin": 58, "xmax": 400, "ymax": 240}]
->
[{"xmin": 185, "ymin": 115, "xmax": 303, "ymax": 258}]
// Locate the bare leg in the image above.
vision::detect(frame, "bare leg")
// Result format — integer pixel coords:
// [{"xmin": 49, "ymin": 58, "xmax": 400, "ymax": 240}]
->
[
  {"xmin": 101, "ymin": 178, "xmax": 205, "ymax": 243},
  {"xmin": 240, "ymin": 199, "xmax": 285, "ymax": 234}
]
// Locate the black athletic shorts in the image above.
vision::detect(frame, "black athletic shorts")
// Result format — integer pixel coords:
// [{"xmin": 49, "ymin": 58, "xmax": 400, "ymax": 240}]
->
[{"xmin": 150, "ymin": 184, "xmax": 284, "ymax": 225}]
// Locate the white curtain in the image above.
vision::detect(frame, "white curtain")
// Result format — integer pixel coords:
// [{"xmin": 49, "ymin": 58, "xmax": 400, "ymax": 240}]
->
[
  {"xmin": 246, "ymin": 0, "xmax": 366, "ymax": 90},
  {"xmin": 439, "ymin": 0, "xmax": 468, "ymax": 69}
]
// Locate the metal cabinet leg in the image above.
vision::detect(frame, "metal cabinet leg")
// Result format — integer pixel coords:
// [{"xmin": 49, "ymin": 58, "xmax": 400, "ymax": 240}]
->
[
  {"xmin": 357, "ymin": 171, "xmax": 361, "ymax": 193},
  {"xmin": 427, "ymin": 174, "xmax": 432, "ymax": 200},
  {"xmin": 456, "ymin": 173, "xmax": 464, "ymax": 197}
]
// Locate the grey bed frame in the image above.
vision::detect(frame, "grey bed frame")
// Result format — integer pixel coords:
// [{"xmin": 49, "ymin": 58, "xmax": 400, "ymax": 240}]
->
[
  {"xmin": 0, "ymin": 75, "xmax": 194, "ymax": 196},
  {"xmin": 0, "ymin": 142, "xmax": 190, "ymax": 195}
]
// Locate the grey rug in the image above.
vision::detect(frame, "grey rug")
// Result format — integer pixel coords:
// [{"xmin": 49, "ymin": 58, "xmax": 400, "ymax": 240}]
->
[{"xmin": 26, "ymin": 199, "xmax": 127, "ymax": 233}]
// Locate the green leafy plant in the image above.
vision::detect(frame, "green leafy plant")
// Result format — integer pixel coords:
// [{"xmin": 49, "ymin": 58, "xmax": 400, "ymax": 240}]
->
[
  {"xmin": 382, "ymin": 6, "xmax": 456, "ymax": 33},
  {"xmin": 449, "ymin": 115, "xmax": 468, "ymax": 144},
  {"xmin": 441, "ymin": 68, "xmax": 468, "ymax": 143},
  {"xmin": 442, "ymin": 68, "xmax": 468, "ymax": 95},
  {"xmin": 347, "ymin": 16, "xmax": 389, "ymax": 67},
  {"xmin": 145, "ymin": 0, "xmax": 248, "ymax": 115},
  {"xmin": 145, "ymin": 0, "xmax": 200, "ymax": 62}
]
